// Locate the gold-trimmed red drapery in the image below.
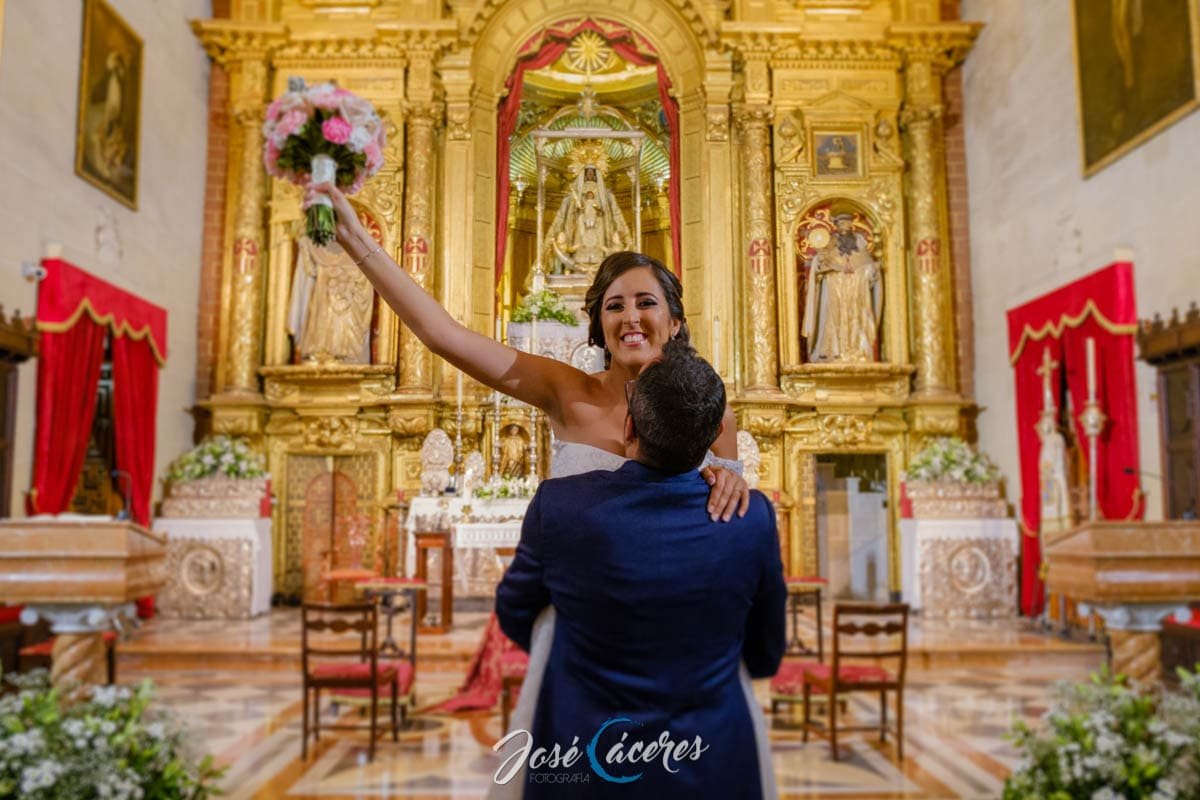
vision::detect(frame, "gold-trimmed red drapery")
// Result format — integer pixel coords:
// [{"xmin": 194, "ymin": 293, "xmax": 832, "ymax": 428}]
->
[
  {"xmin": 28, "ymin": 258, "xmax": 167, "ymax": 526},
  {"xmin": 1005, "ymin": 261, "xmax": 1141, "ymax": 616},
  {"xmin": 494, "ymin": 17, "xmax": 682, "ymax": 283}
]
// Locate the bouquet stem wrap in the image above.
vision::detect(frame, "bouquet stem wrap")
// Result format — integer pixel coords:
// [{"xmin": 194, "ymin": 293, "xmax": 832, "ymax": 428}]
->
[{"xmin": 308, "ymin": 154, "xmax": 337, "ymax": 245}]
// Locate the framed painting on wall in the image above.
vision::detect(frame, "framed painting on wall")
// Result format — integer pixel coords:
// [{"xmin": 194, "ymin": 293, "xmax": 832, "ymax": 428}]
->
[
  {"xmin": 74, "ymin": 0, "xmax": 142, "ymax": 208},
  {"xmin": 1072, "ymin": 0, "xmax": 1200, "ymax": 176},
  {"xmin": 811, "ymin": 131, "xmax": 863, "ymax": 179}
]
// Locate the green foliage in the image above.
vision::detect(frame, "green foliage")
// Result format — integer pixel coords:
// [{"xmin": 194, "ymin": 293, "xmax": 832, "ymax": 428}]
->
[
  {"xmin": 473, "ymin": 476, "xmax": 538, "ymax": 500},
  {"xmin": 905, "ymin": 436, "xmax": 1000, "ymax": 484},
  {"xmin": 272, "ymin": 107, "xmax": 366, "ymax": 186},
  {"xmin": 0, "ymin": 671, "xmax": 225, "ymax": 799},
  {"xmin": 166, "ymin": 436, "xmax": 266, "ymax": 482},
  {"xmin": 510, "ymin": 289, "xmax": 580, "ymax": 326},
  {"xmin": 1003, "ymin": 666, "xmax": 1200, "ymax": 800}
]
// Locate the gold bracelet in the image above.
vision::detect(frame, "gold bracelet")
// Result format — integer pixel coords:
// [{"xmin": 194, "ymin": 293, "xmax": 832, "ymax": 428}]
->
[{"xmin": 352, "ymin": 245, "xmax": 383, "ymax": 267}]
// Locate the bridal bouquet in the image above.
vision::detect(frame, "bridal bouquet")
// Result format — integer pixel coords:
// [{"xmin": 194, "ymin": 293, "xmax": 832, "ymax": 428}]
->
[{"xmin": 262, "ymin": 78, "xmax": 386, "ymax": 245}]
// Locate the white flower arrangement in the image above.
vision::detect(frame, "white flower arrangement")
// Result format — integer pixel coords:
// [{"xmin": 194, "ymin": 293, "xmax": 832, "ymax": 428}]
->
[
  {"xmin": 1004, "ymin": 668, "xmax": 1200, "ymax": 799},
  {"xmin": 510, "ymin": 289, "xmax": 580, "ymax": 326},
  {"xmin": 0, "ymin": 672, "xmax": 223, "ymax": 799},
  {"xmin": 472, "ymin": 476, "xmax": 539, "ymax": 500},
  {"xmin": 167, "ymin": 436, "xmax": 266, "ymax": 482},
  {"xmin": 905, "ymin": 436, "xmax": 1000, "ymax": 485}
]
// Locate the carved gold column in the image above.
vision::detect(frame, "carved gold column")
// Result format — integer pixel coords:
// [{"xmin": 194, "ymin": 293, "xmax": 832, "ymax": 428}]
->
[
  {"xmin": 735, "ymin": 102, "xmax": 779, "ymax": 392},
  {"xmin": 902, "ymin": 38, "xmax": 969, "ymax": 400},
  {"xmin": 222, "ymin": 53, "xmax": 272, "ymax": 395},
  {"xmin": 399, "ymin": 99, "xmax": 440, "ymax": 392}
]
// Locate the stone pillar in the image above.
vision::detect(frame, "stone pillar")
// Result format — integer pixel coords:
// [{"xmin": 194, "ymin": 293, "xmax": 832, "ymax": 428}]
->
[
  {"xmin": 20, "ymin": 604, "xmax": 130, "ymax": 696},
  {"xmin": 901, "ymin": 56, "xmax": 957, "ymax": 398},
  {"xmin": 399, "ymin": 99, "xmax": 440, "ymax": 392},
  {"xmin": 735, "ymin": 103, "xmax": 779, "ymax": 392},
  {"xmin": 223, "ymin": 56, "xmax": 271, "ymax": 395}
]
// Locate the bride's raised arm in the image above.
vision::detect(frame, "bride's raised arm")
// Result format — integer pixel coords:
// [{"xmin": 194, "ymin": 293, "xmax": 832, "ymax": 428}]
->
[{"xmin": 310, "ymin": 183, "xmax": 583, "ymax": 418}]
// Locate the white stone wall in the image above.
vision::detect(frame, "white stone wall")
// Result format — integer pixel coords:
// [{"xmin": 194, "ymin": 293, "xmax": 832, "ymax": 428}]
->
[
  {"xmin": 0, "ymin": 1, "xmax": 210, "ymax": 515},
  {"xmin": 962, "ymin": 0, "xmax": 1200, "ymax": 521}
]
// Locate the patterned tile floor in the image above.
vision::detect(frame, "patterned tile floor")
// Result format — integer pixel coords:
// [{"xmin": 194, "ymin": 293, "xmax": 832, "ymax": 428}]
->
[{"xmin": 119, "ymin": 608, "xmax": 1103, "ymax": 799}]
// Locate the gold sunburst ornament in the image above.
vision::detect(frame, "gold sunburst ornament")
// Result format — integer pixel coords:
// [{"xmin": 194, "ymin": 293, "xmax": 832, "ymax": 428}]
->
[
  {"xmin": 566, "ymin": 31, "xmax": 614, "ymax": 75},
  {"xmin": 566, "ymin": 141, "xmax": 610, "ymax": 177}
]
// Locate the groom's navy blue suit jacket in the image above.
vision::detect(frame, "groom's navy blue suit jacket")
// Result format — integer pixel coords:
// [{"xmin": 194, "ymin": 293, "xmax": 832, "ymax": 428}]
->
[{"xmin": 496, "ymin": 459, "xmax": 787, "ymax": 798}]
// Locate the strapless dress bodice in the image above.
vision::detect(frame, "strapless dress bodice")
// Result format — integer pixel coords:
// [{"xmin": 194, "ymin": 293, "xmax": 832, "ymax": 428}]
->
[{"xmin": 549, "ymin": 439, "xmax": 743, "ymax": 479}]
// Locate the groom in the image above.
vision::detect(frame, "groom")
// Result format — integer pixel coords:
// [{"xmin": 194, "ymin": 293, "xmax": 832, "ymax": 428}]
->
[{"xmin": 494, "ymin": 341, "xmax": 786, "ymax": 798}]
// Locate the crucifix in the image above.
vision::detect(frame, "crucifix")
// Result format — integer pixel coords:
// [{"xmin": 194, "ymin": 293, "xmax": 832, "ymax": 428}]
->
[{"xmin": 1036, "ymin": 347, "xmax": 1059, "ymax": 414}]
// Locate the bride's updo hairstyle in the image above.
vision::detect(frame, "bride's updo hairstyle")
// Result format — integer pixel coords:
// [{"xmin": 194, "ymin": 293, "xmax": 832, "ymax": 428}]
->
[{"xmin": 583, "ymin": 251, "xmax": 690, "ymax": 368}]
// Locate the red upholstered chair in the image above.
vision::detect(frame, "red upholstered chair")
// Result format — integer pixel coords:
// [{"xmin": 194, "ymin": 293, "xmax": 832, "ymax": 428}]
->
[
  {"xmin": 331, "ymin": 577, "xmax": 426, "ymax": 728},
  {"xmin": 801, "ymin": 602, "xmax": 909, "ymax": 761},
  {"xmin": 499, "ymin": 649, "xmax": 529, "ymax": 731},
  {"xmin": 301, "ymin": 602, "xmax": 398, "ymax": 761},
  {"xmin": 19, "ymin": 631, "xmax": 118, "ymax": 684}
]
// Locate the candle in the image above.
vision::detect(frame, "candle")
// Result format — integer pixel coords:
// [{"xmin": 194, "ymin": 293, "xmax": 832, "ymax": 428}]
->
[
  {"xmin": 713, "ymin": 316, "xmax": 721, "ymax": 374},
  {"xmin": 495, "ymin": 315, "xmax": 502, "ymax": 343},
  {"xmin": 1085, "ymin": 337, "xmax": 1097, "ymax": 402},
  {"xmin": 456, "ymin": 367, "xmax": 463, "ymax": 409}
]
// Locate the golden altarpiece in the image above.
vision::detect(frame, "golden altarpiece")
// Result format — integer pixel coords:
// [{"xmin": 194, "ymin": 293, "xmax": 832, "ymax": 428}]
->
[{"xmin": 192, "ymin": 0, "xmax": 978, "ymax": 599}]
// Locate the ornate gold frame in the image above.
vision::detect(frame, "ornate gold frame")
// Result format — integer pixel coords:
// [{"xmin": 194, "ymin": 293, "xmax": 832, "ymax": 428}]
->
[
  {"xmin": 74, "ymin": 0, "xmax": 143, "ymax": 209},
  {"xmin": 1071, "ymin": 0, "xmax": 1200, "ymax": 177}
]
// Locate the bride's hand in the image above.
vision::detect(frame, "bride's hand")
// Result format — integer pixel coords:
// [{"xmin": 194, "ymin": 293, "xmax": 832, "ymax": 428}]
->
[
  {"xmin": 304, "ymin": 182, "xmax": 368, "ymax": 250},
  {"xmin": 700, "ymin": 465, "xmax": 751, "ymax": 522}
]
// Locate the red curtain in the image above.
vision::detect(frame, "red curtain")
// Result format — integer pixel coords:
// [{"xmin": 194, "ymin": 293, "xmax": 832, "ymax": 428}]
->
[
  {"xmin": 27, "ymin": 319, "xmax": 107, "ymax": 516},
  {"xmin": 494, "ymin": 18, "xmax": 683, "ymax": 284},
  {"xmin": 112, "ymin": 337, "xmax": 159, "ymax": 525},
  {"xmin": 29, "ymin": 259, "xmax": 167, "ymax": 523},
  {"xmin": 1006, "ymin": 262, "xmax": 1141, "ymax": 615}
]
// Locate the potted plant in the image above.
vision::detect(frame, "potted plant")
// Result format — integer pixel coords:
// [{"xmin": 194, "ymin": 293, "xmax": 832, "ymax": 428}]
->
[{"xmin": 904, "ymin": 436, "xmax": 1007, "ymax": 518}]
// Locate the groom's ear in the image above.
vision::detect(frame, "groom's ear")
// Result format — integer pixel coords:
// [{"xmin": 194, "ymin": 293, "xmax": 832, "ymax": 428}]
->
[{"xmin": 623, "ymin": 414, "xmax": 636, "ymax": 446}]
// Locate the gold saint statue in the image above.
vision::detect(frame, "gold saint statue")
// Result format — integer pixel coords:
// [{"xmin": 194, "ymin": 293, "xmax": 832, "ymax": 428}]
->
[
  {"xmin": 801, "ymin": 214, "xmax": 882, "ymax": 363},
  {"xmin": 287, "ymin": 236, "xmax": 374, "ymax": 363}
]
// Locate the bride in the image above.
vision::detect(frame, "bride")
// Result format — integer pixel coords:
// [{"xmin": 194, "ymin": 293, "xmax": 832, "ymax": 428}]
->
[{"xmin": 309, "ymin": 183, "xmax": 752, "ymax": 703}]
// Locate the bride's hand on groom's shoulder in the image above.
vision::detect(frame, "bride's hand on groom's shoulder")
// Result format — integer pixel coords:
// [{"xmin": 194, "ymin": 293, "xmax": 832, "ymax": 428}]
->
[{"xmin": 701, "ymin": 465, "xmax": 751, "ymax": 523}]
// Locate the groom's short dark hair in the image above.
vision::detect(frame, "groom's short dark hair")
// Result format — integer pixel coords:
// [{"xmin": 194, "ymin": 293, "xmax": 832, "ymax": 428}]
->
[{"xmin": 629, "ymin": 340, "xmax": 726, "ymax": 473}]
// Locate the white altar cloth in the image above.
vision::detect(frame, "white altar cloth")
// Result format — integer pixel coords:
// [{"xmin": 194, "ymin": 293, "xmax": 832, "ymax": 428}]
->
[
  {"xmin": 154, "ymin": 518, "xmax": 272, "ymax": 618},
  {"xmin": 403, "ymin": 496, "xmax": 530, "ymax": 586}
]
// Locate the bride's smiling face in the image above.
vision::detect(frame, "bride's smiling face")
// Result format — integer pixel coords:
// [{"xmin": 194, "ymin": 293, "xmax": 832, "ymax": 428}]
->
[{"xmin": 600, "ymin": 267, "xmax": 682, "ymax": 374}]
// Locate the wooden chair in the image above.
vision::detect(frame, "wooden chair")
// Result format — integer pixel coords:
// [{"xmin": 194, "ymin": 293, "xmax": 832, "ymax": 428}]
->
[
  {"xmin": 301, "ymin": 602, "xmax": 400, "ymax": 761},
  {"xmin": 769, "ymin": 578, "xmax": 827, "ymax": 720},
  {"xmin": 332, "ymin": 578, "xmax": 424, "ymax": 729},
  {"xmin": 801, "ymin": 602, "xmax": 909, "ymax": 761},
  {"xmin": 499, "ymin": 649, "xmax": 529, "ymax": 732}
]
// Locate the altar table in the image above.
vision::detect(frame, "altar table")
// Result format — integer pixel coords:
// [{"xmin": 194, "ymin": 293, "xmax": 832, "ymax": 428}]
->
[
  {"xmin": 154, "ymin": 518, "xmax": 272, "ymax": 619},
  {"xmin": 899, "ymin": 518, "xmax": 1018, "ymax": 619}
]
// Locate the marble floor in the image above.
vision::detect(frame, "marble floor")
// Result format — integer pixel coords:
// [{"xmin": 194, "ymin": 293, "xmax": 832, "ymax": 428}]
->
[{"xmin": 117, "ymin": 607, "xmax": 1104, "ymax": 799}]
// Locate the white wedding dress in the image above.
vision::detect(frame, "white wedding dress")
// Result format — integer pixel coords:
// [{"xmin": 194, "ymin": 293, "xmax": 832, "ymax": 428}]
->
[{"xmin": 489, "ymin": 440, "xmax": 777, "ymax": 799}]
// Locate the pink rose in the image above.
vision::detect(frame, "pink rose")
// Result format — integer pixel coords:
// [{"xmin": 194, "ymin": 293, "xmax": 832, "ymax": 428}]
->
[
  {"xmin": 321, "ymin": 116, "xmax": 352, "ymax": 145},
  {"xmin": 364, "ymin": 140, "xmax": 383, "ymax": 172},
  {"xmin": 274, "ymin": 109, "xmax": 308, "ymax": 145},
  {"xmin": 263, "ymin": 141, "xmax": 283, "ymax": 177}
]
